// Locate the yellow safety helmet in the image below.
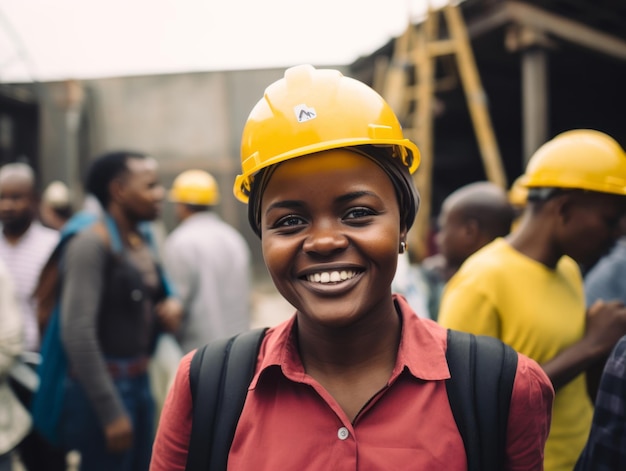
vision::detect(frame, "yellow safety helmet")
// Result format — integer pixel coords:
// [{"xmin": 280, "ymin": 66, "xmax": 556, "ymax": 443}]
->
[
  {"xmin": 508, "ymin": 175, "xmax": 528, "ymax": 208},
  {"xmin": 520, "ymin": 129, "xmax": 626, "ymax": 196},
  {"xmin": 43, "ymin": 180, "xmax": 71, "ymax": 208},
  {"xmin": 169, "ymin": 169, "xmax": 220, "ymax": 206},
  {"xmin": 233, "ymin": 64, "xmax": 420, "ymax": 203}
]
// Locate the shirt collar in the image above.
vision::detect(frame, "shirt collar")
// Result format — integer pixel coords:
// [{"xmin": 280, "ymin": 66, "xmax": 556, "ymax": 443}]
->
[{"xmin": 250, "ymin": 294, "xmax": 450, "ymax": 389}]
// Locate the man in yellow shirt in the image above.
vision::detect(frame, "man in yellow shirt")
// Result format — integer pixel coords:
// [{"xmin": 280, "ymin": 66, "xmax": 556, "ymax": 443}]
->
[{"xmin": 439, "ymin": 129, "xmax": 626, "ymax": 471}]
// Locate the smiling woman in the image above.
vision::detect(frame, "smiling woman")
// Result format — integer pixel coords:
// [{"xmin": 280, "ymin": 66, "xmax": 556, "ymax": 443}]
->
[{"xmin": 150, "ymin": 64, "xmax": 554, "ymax": 471}]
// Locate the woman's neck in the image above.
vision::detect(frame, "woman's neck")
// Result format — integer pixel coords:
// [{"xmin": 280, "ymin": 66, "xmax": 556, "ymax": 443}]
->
[{"xmin": 296, "ymin": 301, "xmax": 401, "ymax": 375}]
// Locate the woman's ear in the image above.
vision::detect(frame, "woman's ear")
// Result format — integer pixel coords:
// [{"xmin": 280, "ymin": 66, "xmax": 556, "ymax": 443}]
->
[{"xmin": 399, "ymin": 226, "xmax": 408, "ymax": 254}]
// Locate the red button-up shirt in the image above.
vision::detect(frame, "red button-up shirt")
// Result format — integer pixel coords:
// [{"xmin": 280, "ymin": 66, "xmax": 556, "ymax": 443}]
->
[{"xmin": 151, "ymin": 295, "xmax": 553, "ymax": 470}]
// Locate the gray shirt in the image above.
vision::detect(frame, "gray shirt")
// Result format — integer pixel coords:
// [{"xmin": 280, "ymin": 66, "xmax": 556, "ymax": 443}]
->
[
  {"xmin": 61, "ymin": 228, "xmax": 161, "ymax": 426},
  {"xmin": 164, "ymin": 212, "xmax": 251, "ymax": 352},
  {"xmin": 585, "ymin": 238, "xmax": 626, "ymax": 307}
]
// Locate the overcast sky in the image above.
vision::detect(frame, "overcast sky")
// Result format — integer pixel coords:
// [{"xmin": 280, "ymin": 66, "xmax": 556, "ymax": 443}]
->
[{"xmin": 0, "ymin": 0, "xmax": 449, "ymax": 83}]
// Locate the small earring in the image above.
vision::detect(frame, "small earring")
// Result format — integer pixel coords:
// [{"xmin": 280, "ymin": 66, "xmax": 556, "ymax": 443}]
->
[{"xmin": 400, "ymin": 241, "xmax": 407, "ymax": 254}]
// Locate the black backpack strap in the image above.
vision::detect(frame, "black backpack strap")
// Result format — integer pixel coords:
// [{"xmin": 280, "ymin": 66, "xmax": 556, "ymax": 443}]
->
[
  {"xmin": 445, "ymin": 329, "xmax": 518, "ymax": 471},
  {"xmin": 186, "ymin": 327, "xmax": 268, "ymax": 471},
  {"xmin": 186, "ymin": 336, "xmax": 233, "ymax": 471}
]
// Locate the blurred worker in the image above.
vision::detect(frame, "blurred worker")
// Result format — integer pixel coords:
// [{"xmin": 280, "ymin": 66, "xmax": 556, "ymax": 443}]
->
[
  {"xmin": 164, "ymin": 169, "xmax": 251, "ymax": 353},
  {"xmin": 584, "ymin": 215, "xmax": 626, "ymax": 307},
  {"xmin": 574, "ymin": 334, "xmax": 626, "ymax": 470},
  {"xmin": 54, "ymin": 151, "xmax": 182, "ymax": 471},
  {"xmin": 0, "ymin": 163, "xmax": 58, "ymax": 352},
  {"xmin": 582, "ymin": 216, "xmax": 626, "ymax": 397},
  {"xmin": 417, "ymin": 181, "xmax": 514, "ymax": 319},
  {"xmin": 439, "ymin": 129, "xmax": 626, "ymax": 471},
  {"xmin": 0, "ymin": 163, "xmax": 64, "ymax": 471},
  {"xmin": 40, "ymin": 180, "xmax": 73, "ymax": 231},
  {"xmin": 0, "ymin": 257, "xmax": 30, "ymax": 471},
  {"xmin": 432, "ymin": 181, "xmax": 514, "ymax": 281}
]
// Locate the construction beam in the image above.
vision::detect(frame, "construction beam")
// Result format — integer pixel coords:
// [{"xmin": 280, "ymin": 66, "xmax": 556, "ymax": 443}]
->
[
  {"xmin": 521, "ymin": 47, "xmax": 549, "ymax": 164},
  {"xmin": 444, "ymin": 5, "xmax": 507, "ymax": 189},
  {"xmin": 409, "ymin": 15, "xmax": 437, "ymax": 262},
  {"xmin": 467, "ymin": 1, "xmax": 626, "ymax": 61},
  {"xmin": 427, "ymin": 39, "xmax": 457, "ymax": 57}
]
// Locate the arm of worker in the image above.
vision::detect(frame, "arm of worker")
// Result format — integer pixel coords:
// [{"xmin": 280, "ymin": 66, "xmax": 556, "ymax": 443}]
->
[
  {"xmin": 162, "ymin": 237, "xmax": 196, "ymax": 314},
  {"xmin": 584, "ymin": 255, "xmax": 624, "ymax": 307},
  {"xmin": 155, "ymin": 297, "xmax": 184, "ymax": 333},
  {"xmin": 61, "ymin": 230, "xmax": 132, "ymax": 452},
  {"xmin": 542, "ymin": 299, "xmax": 626, "ymax": 390}
]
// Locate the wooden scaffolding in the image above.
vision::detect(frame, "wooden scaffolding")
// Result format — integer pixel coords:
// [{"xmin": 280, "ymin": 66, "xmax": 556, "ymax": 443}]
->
[{"xmin": 374, "ymin": 3, "xmax": 507, "ymax": 261}]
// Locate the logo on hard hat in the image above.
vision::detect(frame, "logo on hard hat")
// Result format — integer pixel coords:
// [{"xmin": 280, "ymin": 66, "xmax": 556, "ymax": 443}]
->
[{"xmin": 294, "ymin": 104, "xmax": 317, "ymax": 123}]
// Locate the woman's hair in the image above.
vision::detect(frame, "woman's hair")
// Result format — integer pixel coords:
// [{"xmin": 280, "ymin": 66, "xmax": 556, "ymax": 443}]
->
[
  {"xmin": 85, "ymin": 151, "xmax": 147, "ymax": 208},
  {"xmin": 247, "ymin": 146, "xmax": 419, "ymax": 237}
]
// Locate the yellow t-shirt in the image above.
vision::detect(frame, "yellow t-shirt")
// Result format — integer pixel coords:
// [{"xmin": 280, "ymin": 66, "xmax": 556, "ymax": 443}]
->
[{"xmin": 439, "ymin": 238, "xmax": 592, "ymax": 471}]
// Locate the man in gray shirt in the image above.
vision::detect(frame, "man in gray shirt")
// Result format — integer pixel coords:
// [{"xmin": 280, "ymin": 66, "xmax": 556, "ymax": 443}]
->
[{"xmin": 165, "ymin": 169, "xmax": 252, "ymax": 352}]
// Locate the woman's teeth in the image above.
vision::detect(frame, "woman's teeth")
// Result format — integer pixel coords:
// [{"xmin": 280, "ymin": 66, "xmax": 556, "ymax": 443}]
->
[{"xmin": 306, "ymin": 270, "xmax": 357, "ymax": 283}]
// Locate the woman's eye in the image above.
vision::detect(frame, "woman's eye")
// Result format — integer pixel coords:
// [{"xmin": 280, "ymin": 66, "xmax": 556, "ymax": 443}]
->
[
  {"xmin": 344, "ymin": 207, "xmax": 375, "ymax": 220},
  {"xmin": 276, "ymin": 215, "xmax": 305, "ymax": 227}
]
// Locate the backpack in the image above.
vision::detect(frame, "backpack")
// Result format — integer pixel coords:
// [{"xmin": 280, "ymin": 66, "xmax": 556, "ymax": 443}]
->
[
  {"xmin": 185, "ymin": 327, "xmax": 518, "ymax": 471},
  {"xmin": 31, "ymin": 211, "xmax": 101, "ymax": 446},
  {"xmin": 31, "ymin": 212, "xmax": 173, "ymax": 446}
]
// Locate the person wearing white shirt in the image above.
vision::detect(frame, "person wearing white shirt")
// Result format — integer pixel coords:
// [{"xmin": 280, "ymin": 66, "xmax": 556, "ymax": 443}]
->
[{"xmin": 0, "ymin": 163, "xmax": 59, "ymax": 352}]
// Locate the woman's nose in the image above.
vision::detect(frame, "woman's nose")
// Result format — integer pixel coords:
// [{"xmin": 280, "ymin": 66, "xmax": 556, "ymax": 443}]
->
[{"xmin": 302, "ymin": 221, "xmax": 348, "ymax": 255}]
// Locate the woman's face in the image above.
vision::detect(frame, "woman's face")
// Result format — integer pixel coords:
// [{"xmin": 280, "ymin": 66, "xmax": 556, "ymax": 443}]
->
[{"xmin": 260, "ymin": 149, "xmax": 406, "ymax": 328}]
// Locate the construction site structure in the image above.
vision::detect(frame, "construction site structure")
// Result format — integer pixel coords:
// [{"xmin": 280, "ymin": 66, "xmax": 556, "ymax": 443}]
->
[{"xmin": 374, "ymin": 2, "xmax": 507, "ymax": 262}]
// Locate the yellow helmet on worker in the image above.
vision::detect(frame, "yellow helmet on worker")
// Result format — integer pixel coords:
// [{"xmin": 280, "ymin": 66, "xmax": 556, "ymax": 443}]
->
[
  {"xmin": 508, "ymin": 175, "xmax": 528, "ymax": 208},
  {"xmin": 521, "ymin": 129, "xmax": 626, "ymax": 196},
  {"xmin": 233, "ymin": 64, "xmax": 420, "ymax": 203},
  {"xmin": 169, "ymin": 169, "xmax": 220, "ymax": 206}
]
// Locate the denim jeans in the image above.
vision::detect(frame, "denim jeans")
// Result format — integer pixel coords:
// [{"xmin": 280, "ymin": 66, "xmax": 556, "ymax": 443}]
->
[
  {"xmin": 0, "ymin": 453, "xmax": 11, "ymax": 471},
  {"xmin": 59, "ymin": 371, "xmax": 155, "ymax": 471}
]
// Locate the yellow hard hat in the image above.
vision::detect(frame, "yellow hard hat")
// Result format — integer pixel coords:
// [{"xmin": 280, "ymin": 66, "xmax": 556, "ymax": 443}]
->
[
  {"xmin": 43, "ymin": 180, "xmax": 71, "ymax": 208},
  {"xmin": 520, "ymin": 129, "xmax": 626, "ymax": 195},
  {"xmin": 508, "ymin": 175, "xmax": 528, "ymax": 207},
  {"xmin": 169, "ymin": 169, "xmax": 220, "ymax": 206},
  {"xmin": 233, "ymin": 64, "xmax": 420, "ymax": 203}
]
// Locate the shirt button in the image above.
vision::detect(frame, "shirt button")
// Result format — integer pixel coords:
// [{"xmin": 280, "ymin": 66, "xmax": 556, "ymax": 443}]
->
[
  {"xmin": 337, "ymin": 427, "xmax": 349, "ymax": 440},
  {"xmin": 131, "ymin": 289, "xmax": 143, "ymax": 301}
]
